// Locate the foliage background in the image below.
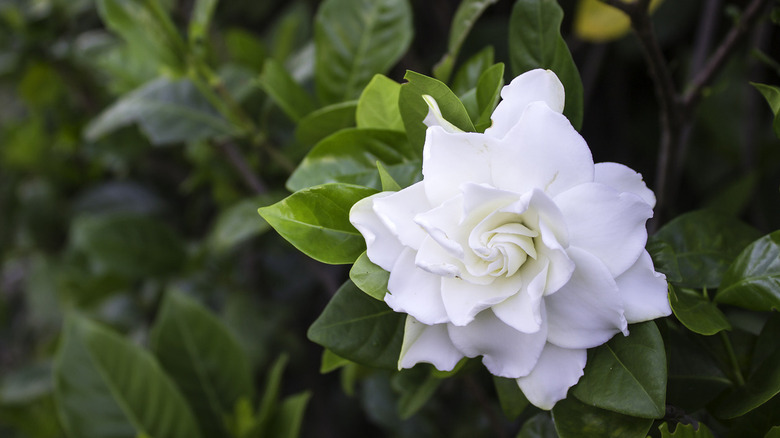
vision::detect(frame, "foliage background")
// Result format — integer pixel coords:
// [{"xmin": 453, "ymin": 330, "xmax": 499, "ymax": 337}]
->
[{"xmin": 0, "ymin": 0, "xmax": 779, "ymax": 437}]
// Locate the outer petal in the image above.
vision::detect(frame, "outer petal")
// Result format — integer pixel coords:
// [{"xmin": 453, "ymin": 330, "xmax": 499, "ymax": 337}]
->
[
  {"xmin": 422, "ymin": 95, "xmax": 462, "ymax": 133},
  {"xmin": 386, "ymin": 248, "xmax": 449, "ymax": 325},
  {"xmin": 421, "ymin": 127, "xmax": 497, "ymax": 205},
  {"xmin": 595, "ymin": 162, "xmax": 656, "ymax": 208},
  {"xmin": 485, "ymin": 69, "xmax": 565, "ymax": 139},
  {"xmin": 616, "ymin": 250, "xmax": 671, "ymax": 323},
  {"xmin": 440, "ymin": 273, "xmax": 524, "ymax": 326},
  {"xmin": 372, "ymin": 181, "xmax": 430, "ymax": 251},
  {"xmin": 554, "ymin": 182, "xmax": 652, "ymax": 277},
  {"xmin": 515, "ymin": 344, "xmax": 586, "ymax": 410},
  {"xmin": 544, "ymin": 247, "xmax": 627, "ymax": 349},
  {"xmin": 490, "ymin": 102, "xmax": 594, "ymax": 198},
  {"xmin": 399, "ymin": 316, "xmax": 464, "ymax": 371},
  {"xmin": 447, "ymin": 308, "xmax": 547, "ymax": 378},
  {"xmin": 350, "ymin": 193, "xmax": 405, "ymax": 271}
]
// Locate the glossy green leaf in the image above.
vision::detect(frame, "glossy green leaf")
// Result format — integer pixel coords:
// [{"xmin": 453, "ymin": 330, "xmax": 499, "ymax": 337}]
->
[
  {"xmin": 295, "ymin": 101, "xmax": 357, "ymax": 146},
  {"xmin": 258, "ymin": 184, "xmax": 376, "ymax": 264},
  {"xmin": 716, "ymin": 231, "xmax": 780, "ymax": 311},
  {"xmin": 307, "ymin": 280, "xmax": 405, "ymax": 369},
  {"xmin": 350, "ymin": 251, "xmax": 390, "ymax": 300},
  {"xmin": 552, "ymin": 396, "xmax": 652, "ymax": 438},
  {"xmin": 377, "ymin": 161, "xmax": 403, "ymax": 191},
  {"xmin": 493, "ymin": 376, "xmax": 528, "ymax": 420},
  {"xmin": 659, "ymin": 422, "xmax": 715, "ymax": 438},
  {"xmin": 669, "ymin": 286, "xmax": 731, "ymax": 336},
  {"xmin": 54, "ymin": 314, "xmax": 201, "ymax": 438},
  {"xmin": 149, "ymin": 291, "xmax": 254, "ymax": 437},
  {"xmin": 356, "ymin": 75, "xmax": 404, "ymax": 131},
  {"xmin": 509, "ymin": 0, "xmax": 584, "ymax": 129},
  {"xmin": 208, "ymin": 194, "xmax": 283, "ymax": 254},
  {"xmin": 399, "ymin": 70, "xmax": 476, "ymax": 149},
  {"xmin": 96, "ymin": 0, "xmax": 186, "ymax": 72},
  {"xmin": 475, "ymin": 62, "xmax": 504, "ymax": 130},
  {"xmin": 85, "ymin": 78, "xmax": 238, "ymax": 144},
  {"xmin": 432, "ymin": 0, "xmax": 500, "ymax": 82},
  {"xmin": 451, "ymin": 46, "xmax": 494, "ymax": 97},
  {"xmin": 572, "ymin": 322, "xmax": 666, "ymax": 419},
  {"xmin": 259, "ymin": 59, "xmax": 317, "ymax": 123},
  {"xmin": 647, "ymin": 238, "xmax": 683, "ymax": 283},
  {"xmin": 70, "ymin": 214, "xmax": 185, "ymax": 278},
  {"xmin": 650, "ymin": 210, "xmax": 760, "ymax": 289},
  {"xmin": 287, "ymin": 128, "xmax": 419, "ymax": 192},
  {"xmin": 314, "ymin": 0, "xmax": 412, "ymax": 104},
  {"xmin": 517, "ymin": 413, "xmax": 557, "ymax": 438},
  {"xmin": 752, "ymin": 83, "xmax": 780, "ymax": 138}
]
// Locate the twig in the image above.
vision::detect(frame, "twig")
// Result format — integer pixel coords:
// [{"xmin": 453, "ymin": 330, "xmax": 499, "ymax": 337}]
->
[{"xmin": 216, "ymin": 140, "xmax": 268, "ymax": 194}]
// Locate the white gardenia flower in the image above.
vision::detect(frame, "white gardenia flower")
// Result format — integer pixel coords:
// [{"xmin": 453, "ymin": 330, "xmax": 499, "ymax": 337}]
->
[{"xmin": 349, "ymin": 69, "xmax": 671, "ymax": 410}]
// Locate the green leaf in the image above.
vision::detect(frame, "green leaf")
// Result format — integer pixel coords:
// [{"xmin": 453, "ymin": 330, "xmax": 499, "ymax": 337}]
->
[
  {"xmin": 751, "ymin": 83, "xmax": 780, "ymax": 138},
  {"xmin": 509, "ymin": 0, "xmax": 584, "ymax": 130},
  {"xmin": 256, "ymin": 355, "xmax": 289, "ymax": 432},
  {"xmin": 572, "ymin": 322, "xmax": 666, "ymax": 419},
  {"xmin": 258, "ymin": 184, "xmax": 376, "ymax": 264},
  {"xmin": 432, "ymin": 0, "xmax": 500, "ymax": 82},
  {"xmin": 517, "ymin": 413, "xmax": 557, "ymax": 438},
  {"xmin": 350, "ymin": 251, "xmax": 390, "ymax": 300},
  {"xmin": 658, "ymin": 422, "xmax": 715, "ymax": 438},
  {"xmin": 96, "ymin": 0, "xmax": 186, "ymax": 72},
  {"xmin": 399, "ymin": 70, "xmax": 476, "ymax": 149},
  {"xmin": 451, "ymin": 46, "xmax": 495, "ymax": 97},
  {"xmin": 188, "ymin": 0, "xmax": 218, "ymax": 51},
  {"xmin": 225, "ymin": 28, "xmax": 266, "ymax": 72},
  {"xmin": 295, "ymin": 101, "xmax": 357, "ymax": 146},
  {"xmin": 377, "ymin": 161, "xmax": 403, "ymax": 191},
  {"xmin": 356, "ymin": 75, "xmax": 404, "ymax": 131},
  {"xmin": 716, "ymin": 231, "xmax": 780, "ymax": 311},
  {"xmin": 149, "ymin": 291, "xmax": 254, "ymax": 438},
  {"xmin": 320, "ymin": 349, "xmax": 352, "ymax": 374},
  {"xmin": 54, "ymin": 314, "xmax": 201, "ymax": 438},
  {"xmin": 208, "ymin": 194, "xmax": 282, "ymax": 254},
  {"xmin": 70, "ymin": 214, "xmax": 185, "ymax": 278},
  {"xmin": 650, "ymin": 210, "xmax": 760, "ymax": 289},
  {"xmin": 265, "ymin": 392, "xmax": 311, "ymax": 438},
  {"xmin": 493, "ymin": 376, "xmax": 528, "ymax": 420},
  {"xmin": 766, "ymin": 426, "xmax": 780, "ymax": 438},
  {"xmin": 287, "ymin": 128, "xmax": 419, "ymax": 192},
  {"xmin": 475, "ymin": 62, "xmax": 505, "ymax": 131},
  {"xmin": 314, "ymin": 0, "xmax": 412, "ymax": 104},
  {"xmin": 85, "ymin": 78, "xmax": 239, "ymax": 144},
  {"xmin": 259, "ymin": 59, "xmax": 317, "ymax": 122},
  {"xmin": 551, "ymin": 396, "xmax": 652, "ymax": 438},
  {"xmin": 647, "ymin": 238, "xmax": 683, "ymax": 283},
  {"xmin": 392, "ymin": 367, "xmax": 442, "ymax": 419},
  {"xmin": 669, "ymin": 286, "xmax": 731, "ymax": 336},
  {"xmin": 307, "ymin": 280, "xmax": 405, "ymax": 369}
]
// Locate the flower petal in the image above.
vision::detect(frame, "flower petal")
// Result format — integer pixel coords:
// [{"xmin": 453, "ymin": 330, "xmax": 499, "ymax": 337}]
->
[
  {"xmin": 415, "ymin": 235, "xmax": 462, "ymax": 277},
  {"xmin": 372, "ymin": 181, "xmax": 431, "ymax": 251},
  {"xmin": 595, "ymin": 162, "xmax": 656, "ymax": 208},
  {"xmin": 421, "ymin": 127, "xmax": 497, "ymax": 205},
  {"xmin": 350, "ymin": 193, "xmax": 406, "ymax": 271},
  {"xmin": 490, "ymin": 102, "xmax": 594, "ymax": 198},
  {"xmin": 422, "ymin": 95, "xmax": 463, "ymax": 133},
  {"xmin": 399, "ymin": 316, "xmax": 464, "ymax": 371},
  {"xmin": 515, "ymin": 344, "xmax": 586, "ymax": 410},
  {"xmin": 616, "ymin": 250, "xmax": 671, "ymax": 323},
  {"xmin": 492, "ymin": 258, "xmax": 549, "ymax": 333},
  {"xmin": 386, "ymin": 248, "xmax": 449, "ymax": 325},
  {"xmin": 545, "ymin": 247, "xmax": 627, "ymax": 349},
  {"xmin": 441, "ymin": 273, "xmax": 524, "ymax": 326},
  {"xmin": 485, "ymin": 69, "xmax": 565, "ymax": 139},
  {"xmin": 554, "ymin": 182, "xmax": 652, "ymax": 277},
  {"xmin": 447, "ymin": 308, "xmax": 547, "ymax": 378}
]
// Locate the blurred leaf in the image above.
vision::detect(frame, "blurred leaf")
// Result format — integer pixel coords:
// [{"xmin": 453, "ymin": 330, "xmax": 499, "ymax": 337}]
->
[
  {"xmin": 72, "ymin": 181, "xmax": 165, "ymax": 217},
  {"xmin": 433, "ymin": 0, "xmax": 500, "ymax": 82},
  {"xmin": 314, "ymin": 0, "xmax": 412, "ymax": 104},
  {"xmin": 96, "ymin": 0, "xmax": 186, "ymax": 72},
  {"xmin": 752, "ymin": 83, "xmax": 780, "ymax": 138},
  {"xmin": 224, "ymin": 28, "xmax": 266, "ymax": 72},
  {"xmin": 658, "ymin": 422, "xmax": 715, "ymax": 438},
  {"xmin": 767, "ymin": 426, "xmax": 780, "ymax": 438},
  {"xmin": 517, "ymin": 412, "xmax": 557, "ymax": 438},
  {"xmin": 356, "ymin": 75, "xmax": 404, "ymax": 131},
  {"xmin": 392, "ymin": 366, "xmax": 441, "ymax": 419},
  {"xmin": 70, "ymin": 214, "xmax": 185, "ymax": 278},
  {"xmin": 287, "ymin": 128, "xmax": 419, "ymax": 192},
  {"xmin": 475, "ymin": 62, "xmax": 504, "ymax": 130},
  {"xmin": 377, "ymin": 162, "xmax": 403, "ymax": 191},
  {"xmin": 208, "ymin": 194, "xmax": 283, "ymax": 254},
  {"xmin": 669, "ymin": 286, "xmax": 731, "ymax": 336},
  {"xmin": 493, "ymin": 376, "xmax": 528, "ymax": 420},
  {"xmin": 86, "ymin": 77, "xmax": 239, "ymax": 144},
  {"xmin": 320, "ymin": 349, "xmax": 351, "ymax": 373},
  {"xmin": 150, "ymin": 291, "xmax": 254, "ymax": 438},
  {"xmin": 188, "ymin": 0, "xmax": 218, "ymax": 51},
  {"xmin": 509, "ymin": 0, "xmax": 583, "ymax": 129},
  {"xmin": 650, "ymin": 210, "xmax": 760, "ymax": 289},
  {"xmin": 551, "ymin": 396, "xmax": 652, "ymax": 438},
  {"xmin": 717, "ymin": 231, "xmax": 780, "ymax": 311},
  {"xmin": 0, "ymin": 362, "xmax": 53, "ymax": 406},
  {"xmin": 451, "ymin": 46, "xmax": 495, "ymax": 97},
  {"xmin": 264, "ymin": 392, "xmax": 311, "ymax": 438},
  {"xmin": 255, "ymin": 355, "xmax": 288, "ymax": 432},
  {"xmin": 268, "ymin": 2, "xmax": 311, "ymax": 64},
  {"xmin": 572, "ymin": 322, "xmax": 666, "ymax": 419},
  {"xmin": 307, "ymin": 280, "xmax": 405, "ymax": 369},
  {"xmin": 258, "ymin": 184, "xmax": 376, "ymax": 264},
  {"xmin": 259, "ymin": 59, "xmax": 317, "ymax": 122},
  {"xmin": 399, "ymin": 70, "xmax": 476, "ymax": 149},
  {"xmin": 574, "ymin": 0, "xmax": 664, "ymax": 43},
  {"xmin": 295, "ymin": 101, "xmax": 357, "ymax": 146},
  {"xmin": 54, "ymin": 314, "xmax": 201, "ymax": 438},
  {"xmin": 350, "ymin": 251, "xmax": 390, "ymax": 301},
  {"xmin": 702, "ymin": 172, "xmax": 758, "ymax": 216}
]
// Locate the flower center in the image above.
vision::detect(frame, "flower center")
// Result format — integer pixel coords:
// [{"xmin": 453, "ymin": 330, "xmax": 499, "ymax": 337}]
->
[{"xmin": 468, "ymin": 219, "xmax": 538, "ymax": 278}]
